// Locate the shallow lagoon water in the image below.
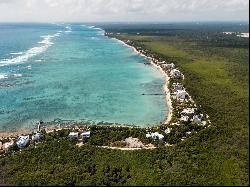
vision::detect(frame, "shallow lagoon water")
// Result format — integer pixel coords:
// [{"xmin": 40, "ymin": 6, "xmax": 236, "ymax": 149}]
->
[{"xmin": 0, "ymin": 23, "xmax": 168, "ymax": 130}]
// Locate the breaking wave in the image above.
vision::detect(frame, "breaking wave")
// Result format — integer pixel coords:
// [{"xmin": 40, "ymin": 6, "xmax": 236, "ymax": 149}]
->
[
  {"xmin": 0, "ymin": 73, "xmax": 8, "ymax": 80},
  {"xmin": 10, "ymin": 52, "xmax": 24, "ymax": 55},
  {"xmin": 0, "ymin": 31, "xmax": 62, "ymax": 67},
  {"xmin": 65, "ymin": 25, "xmax": 72, "ymax": 33},
  {"xmin": 0, "ymin": 73, "xmax": 22, "ymax": 80}
]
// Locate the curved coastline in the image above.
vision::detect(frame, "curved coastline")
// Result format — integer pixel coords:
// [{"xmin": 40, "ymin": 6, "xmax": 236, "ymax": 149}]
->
[
  {"xmin": 112, "ymin": 37, "xmax": 173, "ymax": 125},
  {"xmin": 0, "ymin": 31, "xmax": 172, "ymax": 139}
]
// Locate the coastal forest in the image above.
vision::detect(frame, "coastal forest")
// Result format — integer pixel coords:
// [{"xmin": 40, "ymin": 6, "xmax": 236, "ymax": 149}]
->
[{"xmin": 0, "ymin": 22, "xmax": 249, "ymax": 186}]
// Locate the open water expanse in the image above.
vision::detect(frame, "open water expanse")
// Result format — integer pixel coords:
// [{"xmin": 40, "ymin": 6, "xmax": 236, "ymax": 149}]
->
[{"xmin": 0, "ymin": 23, "xmax": 168, "ymax": 130}]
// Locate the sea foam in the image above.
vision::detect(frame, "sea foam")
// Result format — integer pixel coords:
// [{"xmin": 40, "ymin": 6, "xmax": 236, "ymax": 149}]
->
[
  {"xmin": 13, "ymin": 73, "xmax": 22, "ymax": 78},
  {"xmin": 0, "ymin": 74, "xmax": 8, "ymax": 80},
  {"xmin": 65, "ymin": 25, "xmax": 72, "ymax": 33},
  {"xmin": 0, "ymin": 31, "xmax": 62, "ymax": 67},
  {"xmin": 10, "ymin": 52, "xmax": 24, "ymax": 55}
]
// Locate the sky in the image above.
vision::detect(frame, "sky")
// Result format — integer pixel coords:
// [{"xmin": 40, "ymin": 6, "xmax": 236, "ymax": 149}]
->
[{"xmin": 0, "ymin": 0, "xmax": 249, "ymax": 22}]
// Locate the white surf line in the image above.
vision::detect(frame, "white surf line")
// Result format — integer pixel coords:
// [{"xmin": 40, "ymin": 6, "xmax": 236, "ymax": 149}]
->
[
  {"xmin": 0, "ymin": 73, "xmax": 8, "ymax": 80},
  {"xmin": 0, "ymin": 31, "xmax": 63, "ymax": 67},
  {"xmin": 65, "ymin": 25, "xmax": 72, "ymax": 33}
]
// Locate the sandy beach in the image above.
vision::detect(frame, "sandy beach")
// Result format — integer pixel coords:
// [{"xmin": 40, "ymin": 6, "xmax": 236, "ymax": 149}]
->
[{"xmin": 0, "ymin": 128, "xmax": 33, "ymax": 140}]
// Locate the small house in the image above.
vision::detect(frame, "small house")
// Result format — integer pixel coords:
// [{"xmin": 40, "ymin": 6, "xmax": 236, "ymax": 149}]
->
[
  {"xmin": 173, "ymin": 83, "xmax": 184, "ymax": 92},
  {"xmin": 32, "ymin": 132, "xmax": 43, "ymax": 142},
  {"xmin": 162, "ymin": 63, "xmax": 175, "ymax": 70},
  {"xmin": 68, "ymin": 132, "xmax": 79, "ymax": 139},
  {"xmin": 170, "ymin": 69, "xmax": 182, "ymax": 78},
  {"xmin": 165, "ymin": 128, "xmax": 172, "ymax": 134},
  {"xmin": 170, "ymin": 122, "xmax": 181, "ymax": 126},
  {"xmin": 180, "ymin": 115, "xmax": 189, "ymax": 122},
  {"xmin": 181, "ymin": 108, "xmax": 196, "ymax": 115},
  {"xmin": 176, "ymin": 90, "xmax": 187, "ymax": 100},
  {"xmin": 146, "ymin": 132, "xmax": 164, "ymax": 141},
  {"xmin": 16, "ymin": 135, "xmax": 30, "ymax": 148},
  {"xmin": 237, "ymin": 32, "xmax": 249, "ymax": 38},
  {"xmin": 157, "ymin": 61, "xmax": 166, "ymax": 65},
  {"xmin": 80, "ymin": 131, "xmax": 91, "ymax": 139},
  {"xmin": 193, "ymin": 114, "xmax": 207, "ymax": 125}
]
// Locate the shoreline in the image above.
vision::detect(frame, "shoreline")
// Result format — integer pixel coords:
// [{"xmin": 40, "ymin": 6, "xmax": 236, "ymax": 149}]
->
[
  {"xmin": 0, "ymin": 128, "xmax": 33, "ymax": 139},
  {"xmin": 0, "ymin": 123, "xmax": 140, "ymax": 140},
  {"xmin": 0, "ymin": 36, "xmax": 173, "ymax": 140},
  {"xmin": 113, "ymin": 38, "xmax": 173, "ymax": 125}
]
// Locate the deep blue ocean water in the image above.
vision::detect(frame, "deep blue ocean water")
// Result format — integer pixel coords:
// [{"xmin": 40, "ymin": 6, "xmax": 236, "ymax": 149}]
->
[{"xmin": 0, "ymin": 23, "xmax": 168, "ymax": 130}]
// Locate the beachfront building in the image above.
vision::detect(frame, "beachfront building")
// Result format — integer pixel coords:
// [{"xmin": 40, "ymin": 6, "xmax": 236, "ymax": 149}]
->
[
  {"xmin": 192, "ymin": 114, "xmax": 207, "ymax": 126},
  {"xmin": 180, "ymin": 115, "xmax": 189, "ymax": 122},
  {"xmin": 170, "ymin": 122, "xmax": 181, "ymax": 126},
  {"xmin": 165, "ymin": 128, "xmax": 172, "ymax": 134},
  {"xmin": 237, "ymin": 32, "xmax": 249, "ymax": 38},
  {"xmin": 32, "ymin": 132, "xmax": 43, "ymax": 142},
  {"xmin": 193, "ymin": 114, "xmax": 203, "ymax": 124},
  {"xmin": 80, "ymin": 131, "xmax": 91, "ymax": 139},
  {"xmin": 157, "ymin": 61, "xmax": 167, "ymax": 65},
  {"xmin": 16, "ymin": 135, "xmax": 30, "ymax": 148},
  {"xmin": 222, "ymin": 32, "xmax": 235, "ymax": 35},
  {"xmin": 173, "ymin": 83, "xmax": 184, "ymax": 92},
  {"xmin": 170, "ymin": 69, "xmax": 182, "ymax": 78},
  {"xmin": 176, "ymin": 90, "xmax": 187, "ymax": 100},
  {"xmin": 181, "ymin": 108, "xmax": 196, "ymax": 116},
  {"xmin": 162, "ymin": 63, "xmax": 175, "ymax": 70},
  {"xmin": 68, "ymin": 132, "xmax": 79, "ymax": 139},
  {"xmin": 146, "ymin": 132, "xmax": 164, "ymax": 141}
]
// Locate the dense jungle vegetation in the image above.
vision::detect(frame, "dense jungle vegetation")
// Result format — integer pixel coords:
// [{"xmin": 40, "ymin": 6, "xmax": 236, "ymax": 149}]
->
[{"xmin": 0, "ymin": 22, "xmax": 248, "ymax": 186}]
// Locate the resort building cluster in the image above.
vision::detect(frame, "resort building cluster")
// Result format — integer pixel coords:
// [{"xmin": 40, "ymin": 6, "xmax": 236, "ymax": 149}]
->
[
  {"xmin": 0, "ymin": 122, "xmax": 91, "ymax": 153},
  {"xmin": 222, "ymin": 32, "xmax": 249, "ymax": 38},
  {"xmin": 123, "ymin": 39, "xmax": 212, "ymax": 143}
]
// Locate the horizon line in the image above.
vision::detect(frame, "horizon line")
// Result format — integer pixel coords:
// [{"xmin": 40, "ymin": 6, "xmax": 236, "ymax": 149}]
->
[{"xmin": 0, "ymin": 20, "xmax": 249, "ymax": 24}]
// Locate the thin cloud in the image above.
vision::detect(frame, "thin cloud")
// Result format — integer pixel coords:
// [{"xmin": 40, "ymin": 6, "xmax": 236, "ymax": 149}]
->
[{"xmin": 0, "ymin": 0, "xmax": 248, "ymax": 22}]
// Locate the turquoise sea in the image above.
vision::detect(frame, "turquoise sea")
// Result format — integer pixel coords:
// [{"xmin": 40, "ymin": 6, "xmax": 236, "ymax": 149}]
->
[{"xmin": 0, "ymin": 23, "xmax": 168, "ymax": 130}]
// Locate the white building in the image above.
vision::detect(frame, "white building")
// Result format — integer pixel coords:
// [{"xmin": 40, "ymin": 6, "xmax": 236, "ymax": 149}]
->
[
  {"xmin": 16, "ymin": 136, "xmax": 30, "ymax": 148},
  {"xmin": 180, "ymin": 115, "xmax": 189, "ymax": 122},
  {"xmin": 164, "ymin": 128, "xmax": 172, "ymax": 134},
  {"xmin": 170, "ymin": 122, "xmax": 181, "ymax": 126},
  {"xmin": 32, "ymin": 132, "xmax": 43, "ymax": 141},
  {"xmin": 68, "ymin": 132, "xmax": 79, "ymax": 139},
  {"xmin": 192, "ymin": 114, "xmax": 203, "ymax": 124},
  {"xmin": 222, "ymin": 32, "xmax": 235, "ymax": 35},
  {"xmin": 173, "ymin": 83, "xmax": 184, "ymax": 92},
  {"xmin": 162, "ymin": 63, "xmax": 175, "ymax": 70},
  {"xmin": 237, "ymin": 32, "xmax": 249, "ymax": 38},
  {"xmin": 146, "ymin": 132, "xmax": 164, "ymax": 141},
  {"xmin": 157, "ymin": 61, "xmax": 167, "ymax": 65},
  {"xmin": 181, "ymin": 108, "xmax": 196, "ymax": 115},
  {"xmin": 170, "ymin": 69, "xmax": 182, "ymax": 78},
  {"xmin": 176, "ymin": 90, "xmax": 187, "ymax": 100},
  {"xmin": 80, "ymin": 131, "xmax": 91, "ymax": 139}
]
